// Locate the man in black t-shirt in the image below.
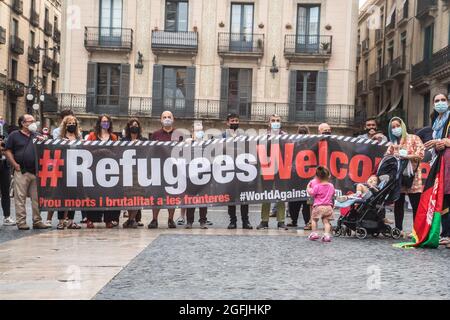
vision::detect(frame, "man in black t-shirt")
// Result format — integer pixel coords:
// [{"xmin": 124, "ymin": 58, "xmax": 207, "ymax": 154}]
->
[{"xmin": 4, "ymin": 114, "xmax": 50, "ymax": 230}]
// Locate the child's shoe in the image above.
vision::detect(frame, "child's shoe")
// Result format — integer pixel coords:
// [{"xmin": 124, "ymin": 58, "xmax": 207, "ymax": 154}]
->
[
  {"xmin": 308, "ymin": 232, "xmax": 320, "ymax": 241},
  {"xmin": 322, "ymin": 234, "xmax": 332, "ymax": 243}
]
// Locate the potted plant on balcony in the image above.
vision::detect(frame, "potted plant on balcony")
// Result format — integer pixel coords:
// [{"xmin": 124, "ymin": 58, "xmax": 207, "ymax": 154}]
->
[
  {"xmin": 320, "ymin": 42, "xmax": 330, "ymax": 53},
  {"xmin": 257, "ymin": 38, "xmax": 263, "ymax": 49}
]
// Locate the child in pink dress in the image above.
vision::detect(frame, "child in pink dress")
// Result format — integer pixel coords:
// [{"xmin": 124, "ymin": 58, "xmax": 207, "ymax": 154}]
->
[{"xmin": 306, "ymin": 166, "xmax": 336, "ymax": 242}]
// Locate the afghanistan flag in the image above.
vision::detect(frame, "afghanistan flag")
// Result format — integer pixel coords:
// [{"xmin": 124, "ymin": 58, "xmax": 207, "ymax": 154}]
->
[{"xmin": 396, "ymin": 122, "xmax": 449, "ymax": 249}]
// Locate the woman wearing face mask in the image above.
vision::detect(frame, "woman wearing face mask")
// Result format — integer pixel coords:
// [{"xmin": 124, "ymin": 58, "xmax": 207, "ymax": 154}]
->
[
  {"xmin": 86, "ymin": 115, "xmax": 119, "ymax": 229},
  {"xmin": 386, "ymin": 117, "xmax": 425, "ymax": 235},
  {"xmin": 56, "ymin": 116, "xmax": 82, "ymax": 230},
  {"xmin": 121, "ymin": 118, "xmax": 147, "ymax": 228},
  {"xmin": 423, "ymin": 94, "xmax": 450, "ymax": 247}
]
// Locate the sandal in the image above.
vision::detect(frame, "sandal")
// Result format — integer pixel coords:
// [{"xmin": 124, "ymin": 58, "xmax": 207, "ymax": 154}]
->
[
  {"xmin": 67, "ymin": 223, "xmax": 81, "ymax": 230},
  {"xmin": 57, "ymin": 223, "xmax": 65, "ymax": 230}
]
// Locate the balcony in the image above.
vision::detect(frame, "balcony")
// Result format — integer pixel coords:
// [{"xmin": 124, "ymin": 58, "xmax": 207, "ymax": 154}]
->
[
  {"xmin": 375, "ymin": 29, "xmax": 383, "ymax": 45},
  {"xmin": 411, "ymin": 59, "xmax": 431, "ymax": 88},
  {"xmin": 389, "ymin": 56, "xmax": 407, "ymax": 79},
  {"xmin": 10, "ymin": 35, "xmax": 24, "ymax": 55},
  {"xmin": 151, "ymin": 31, "xmax": 198, "ymax": 57},
  {"xmin": 0, "ymin": 27, "xmax": 6, "ymax": 45},
  {"xmin": 52, "ymin": 61, "xmax": 60, "ymax": 78},
  {"xmin": 218, "ymin": 32, "xmax": 264, "ymax": 61},
  {"xmin": 12, "ymin": 0, "xmax": 23, "ymax": 15},
  {"xmin": 416, "ymin": 0, "xmax": 438, "ymax": 21},
  {"xmin": 284, "ymin": 35, "xmax": 332, "ymax": 64},
  {"xmin": 84, "ymin": 27, "xmax": 133, "ymax": 52},
  {"xmin": 431, "ymin": 45, "xmax": 450, "ymax": 80},
  {"xmin": 357, "ymin": 44, "xmax": 361, "ymax": 62},
  {"xmin": 357, "ymin": 80, "xmax": 369, "ymax": 97},
  {"xmin": 385, "ymin": 20, "xmax": 396, "ymax": 38},
  {"xmin": 369, "ymin": 71, "xmax": 382, "ymax": 90},
  {"xmin": 30, "ymin": 9, "xmax": 40, "ymax": 27},
  {"xmin": 42, "ymin": 55, "xmax": 54, "ymax": 72},
  {"xmin": 28, "ymin": 46, "xmax": 40, "ymax": 65},
  {"xmin": 398, "ymin": 0, "xmax": 409, "ymax": 27},
  {"xmin": 361, "ymin": 39, "xmax": 369, "ymax": 55},
  {"xmin": 53, "ymin": 27, "xmax": 61, "ymax": 43},
  {"xmin": 44, "ymin": 20, "xmax": 53, "ymax": 37},
  {"xmin": 7, "ymin": 79, "xmax": 25, "ymax": 97},
  {"xmin": 0, "ymin": 74, "xmax": 6, "ymax": 91},
  {"xmin": 55, "ymin": 93, "xmax": 360, "ymax": 127}
]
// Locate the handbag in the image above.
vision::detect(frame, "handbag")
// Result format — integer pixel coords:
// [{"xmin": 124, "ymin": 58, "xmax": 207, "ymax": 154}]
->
[{"xmin": 401, "ymin": 160, "xmax": 419, "ymax": 189}]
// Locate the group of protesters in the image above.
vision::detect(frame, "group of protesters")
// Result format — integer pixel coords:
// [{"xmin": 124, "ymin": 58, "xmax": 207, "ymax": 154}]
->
[{"xmin": 0, "ymin": 93, "xmax": 449, "ymax": 246}]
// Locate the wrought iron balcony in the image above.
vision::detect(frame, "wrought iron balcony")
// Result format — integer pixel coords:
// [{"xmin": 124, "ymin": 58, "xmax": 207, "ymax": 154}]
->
[
  {"xmin": 375, "ymin": 29, "xmax": 383, "ymax": 44},
  {"xmin": 431, "ymin": 45, "xmax": 449, "ymax": 75},
  {"xmin": 411, "ymin": 59, "xmax": 431, "ymax": 84},
  {"xmin": 361, "ymin": 39, "xmax": 369, "ymax": 54},
  {"xmin": 84, "ymin": 27, "xmax": 133, "ymax": 52},
  {"xmin": 53, "ymin": 27, "xmax": 61, "ymax": 43},
  {"xmin": 151, "ymin": 30, "xmax": 198, "ymax": 55},
  {"xmin": 398, "ymin": 0, "xmax": 409, "ymax": 26},
  {"xmin": 357, "ymin": 80, "xmax": 369, "ymax": 96},
  {"xmin": 389, "ymin": 56, "xmax": 407, "ymax": 79},
  {"xmin": 284, "ymin": 35, "xmax": 332, "ymax": 63},
  {"xmin": 56, "ymin": 93, "xmax": 360, "ymax": 127},
  {"xmin": 218, "ymin": 33, "xmax": 264, "ymax": 57},
  {"xmin": 13, "ymin": 0, "xmax": 23, "ymax": 15},
  {"xmin": 416, "ymin": 0, "xmax": 438, "ymax": 20},
  {"xmin": 7, "ymin": 79, "xmax": 25, "ymax": 97},
  {"xmin": 30, "ymin": 9, "xmax": 40, "ymax": 27},
  {"xmin": 0, "ymin": 27, "xmax": 6, "ymax": 45},
  {"xmin": 357, "ymin": 44, "xmax": 361, "ymax": 61},
  {"xmin": 44, "ymin": 20, "xmax": 53, "ymax": 37},
  {"xmin": 28, "ymin": 46, "xmax": 40, "ymax": 65},
  {"xmin": 385, "ymin": 20, "xmax": 396, "ymax": 37},
  {"xmin": 369, "ymin": 71, "xmax": 382, "ymax": 90},
  {"xmin": 42, "ymin": 55, "xmax": 54, "ymax": 72},
  {"xmin": 10, "ymin": 35, "xmax": 24, "ymax": 55},
  {"xmin": 52, "ymin": 61, "xmax": 60, "ymax": 78}
]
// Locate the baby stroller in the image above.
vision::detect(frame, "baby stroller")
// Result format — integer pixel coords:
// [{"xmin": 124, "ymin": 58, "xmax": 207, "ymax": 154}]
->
[{"xmin": 333, "ymin": 155, "xmax": 405, "ymax": 240}]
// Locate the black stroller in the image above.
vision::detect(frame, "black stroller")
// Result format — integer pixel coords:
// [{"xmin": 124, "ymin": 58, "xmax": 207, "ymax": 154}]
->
[{"xmin": 333, "ymin": 155, "xmax": 405, "ymax": 240}]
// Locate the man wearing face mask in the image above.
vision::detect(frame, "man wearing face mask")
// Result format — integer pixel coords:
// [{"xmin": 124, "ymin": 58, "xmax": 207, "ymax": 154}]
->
[
  {"xmin": 222, "ymin": 114, "xmax": 253, "ymax": 230},
  {"xmin": 357, "ymin": 118, "xmax": 388, "ymax": 143},
  {"xmin": 4, "ymin": 114, "xmax": 50, "ymax": 230},
  {"xmin": 318, "ymin": 123, "xmax": 332, "ymax": 135},
  {"xmin": 149, "ymin": 111, "xmax": 177, "ymax": 229}
]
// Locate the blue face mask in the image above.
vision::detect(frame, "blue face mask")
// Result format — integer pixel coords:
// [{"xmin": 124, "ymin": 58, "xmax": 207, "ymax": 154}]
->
[
  {"xmin": 195, "ymin": 131, "xmax": 204, "ymax": 140},
  {"xmin": 271, "ymin": 122, "xmax": 281, "ymax": 130},
  {"xmin": 392, "ymin": 127, "xmax": 403, "ymax": 138},
  {"xmin": 434, "ymin": 101, "xmax": 449, "ymax": 114}
]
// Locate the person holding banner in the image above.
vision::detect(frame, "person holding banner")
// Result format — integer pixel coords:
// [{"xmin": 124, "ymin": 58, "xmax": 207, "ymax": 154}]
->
[
  {"xmin": 386, "ymin": 117, "xmax": 425, "ymax": 235},
  {"xmin": 55, "ymin": 115, "xmax": 82, "ymax": 230},
  {"xmin": 4, "ymin": 114, "xmax": 50, "ymax": 230},
  {"xmin": 121, "ymin": 118, "xmax": 147, "ymax": 229},
  {"xmin": 223, "ymin": 113, "xmax": 253, "ymax": 230},
  {"xmin": 148, "ymin": 111, "xmax": 177, "ymax": 229},
  {"xmin": 257, "ymin": 114, "xmax": 288, "ymax": 231},
  {"xmin": 85, "ymin": 115, "xmax": 120, "ymax": 229}
]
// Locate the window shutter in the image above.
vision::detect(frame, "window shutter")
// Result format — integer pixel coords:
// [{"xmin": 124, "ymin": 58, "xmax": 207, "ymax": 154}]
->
[
  {"xmin": 219, "ymin": 67, "xmax": 229, "ymax": 118},
  {"xmin": 288, "ymin": 70, "xmax": 297, "ymax": 121},
  {"xmin": 119, "ymin": 63, "xmax": 130, "ymax": 116},
  {"xmin": 185, "ymin": 66, "xmax": 196, "ymax": 117},
  {"xmin": 86, "ymin": 62, "xmax": 98, "ymax": 113},
  {"xmin": 316, "ymin": 70, "xmax": 328, "ymax": 105},
  {"xmin": 152, "ymin": 64, "xmax": 164, "ymax": 117}
]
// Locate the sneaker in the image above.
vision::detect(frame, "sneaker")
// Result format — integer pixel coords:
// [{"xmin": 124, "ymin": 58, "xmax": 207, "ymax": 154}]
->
[
  {"xmin": 168, "ymin": 219, "xmax": 177, "ymax": 229},
  {"xmin": 308, "ymin": 232, "xmax": 320, "ymax": 241},
  {"xmin": 185, "ymin": 223, "xmax": 193, "ymax": 229},
  {"xmin": 278, "ymin": 222, "xmax": 288, "ymax": 230},
  {"xmin": 17, "ymin": 224, "xmax": 30, "ymax": 231},
  {"xmin": 148, "ymin": 219, "xmax": 158, "ymax": 229},
  {"xmin": 439, "ymin": 237, "xmax": 450, "ymax": 245},
  {"xmin": 176, "ymin": 217, "xmax": 185, "ymax": 225},
  {"xmin": 242, "ymin": 222, "xmax": 253, "ymax": 230},
  {"xmin": 228, "ymin": 223, "xmax": 237, "ymax": 230},
  {"xmin": 200, "ymin": 222, "xmax": 208, "ymax": 230},
  {"xmin": 206, "ymin": 220, "xmax": 213, "ymax": 226},
  {"xmin": 257, "ymin": 221, "xmax": 269, "ymax": 230},
  {"xmin": 3, "ymin": 217, "xmax": 16, "ymax": 226},
  {"xmin": 322, "ymin": 235, "xmax": 332, "ymax": 243},
  {"xmin": 33, "ymin": 222, "xmax": 51, "ymax": 230},
  {"xmin": 45, "ymin": 220, "xmax": 52, "ymax": 227},
  {"xmin": 137, "ymin": 222, "xmax": 144, "ymax": 227},
  {"xmin": 304, "ymin": 222, "xmax": 312, "ymax": 231}
]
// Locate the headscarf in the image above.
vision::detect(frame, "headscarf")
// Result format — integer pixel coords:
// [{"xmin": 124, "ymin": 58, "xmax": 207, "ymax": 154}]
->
[{"xmin": 388, "ymin": 117, "xmax": 408, "ymax": 143}]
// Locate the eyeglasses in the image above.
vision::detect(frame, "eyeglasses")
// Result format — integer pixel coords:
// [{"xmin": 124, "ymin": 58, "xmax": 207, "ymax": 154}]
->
[{"xmin": 435, "ymin": 98, "xmax": 448, "ymax": 103}]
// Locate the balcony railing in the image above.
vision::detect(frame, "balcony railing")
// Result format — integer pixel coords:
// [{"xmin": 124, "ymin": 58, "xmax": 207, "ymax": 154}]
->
[
  {"xmin": 369, "ymin": 71, "xmax": 382, "ymax": 89},
  {"xmin": 44, "ymin": 20, "xmax": 53, "ymax": 37},
  {"xmin": 398, "ymin": 0, "xmax": 409, "ymax": 25},
  {"xmin": 375, "ymin": 29, "xmax": 383, "ymax": 44},
  {"xmin": 218, "ymin": 33, "xmax": 264, "ymax": 56},
  {"xmin": 13, "ymin": 0, "xmax": 23, "ymax": 15},
  {"xmin": 7, "ymin": 79, "xmax": 25, "ymax": 97},
  {"xmin": 390, "ymin": 56, "xmax": 407, "ymax": 78},
  {"xmin": 361, "ymin": 39, "xmax": 369, "ymax": 54},
  {"xmin": 84, "ymin": 27, "xmax": 133, "ymax": 52},
  {"xmin": 53, "ymin": 27, "xmax": 61, "ymax": 43},
  {"xmin": 55, "ymin": 93, "xmax": 361, "ymax": 127},
  {"xmin": 151, "ymin": 30, "xmax": 198, "ymax": 53},
  {"xmin": 52, "ymin": 61, "xmax": 60, "ymax": 77},
  {"xmin": 284, "ymin": 35, "xmax": 332, "ymax": 56},
  {"xmin": 411, "ymin": 59, "xmax": 431, "ymax": 83},
  {"xmin": 431, "ymin": 46, "xmax": 449, "ymax": 72},
  {"xmin": 28, "ymin": 46, "xmax": 40, "ymax": 64},
  {"xmin": 42, "ymin": 55, "xmax": 54, "ymax": 72},
  {"xmin": 357, "ymin": 44, "xmax": 361, "ymax": 60},
  {"xmin": 416, "ymin": 0, "xmax": 438, "ymax": 19},
  {"xmin": 10, "ymin": 35, "xmax": 24, "ymax": 55},
  {"xmin": 385, "ymin": 19, "xmax": 396, "ymax": 36},
  {"xmin": 30, "ymin": 9, "xmax": 40, "ymax": 27},
  {"xmin": 0, "ymin": 27, "xmax": 6, "ymax": 45},
  {"xmin": 357, "ymin": 80, "xmax": 369, "ymax": 96}
]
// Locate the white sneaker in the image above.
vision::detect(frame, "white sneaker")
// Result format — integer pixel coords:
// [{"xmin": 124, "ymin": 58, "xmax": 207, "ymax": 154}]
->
[
  {"xmin": 3, "ymin": 217, "xmax": 16, "ymax": 226},
  {"xmin": 45, "ymin": 220, "xmax": 52, "ymax": 227}
]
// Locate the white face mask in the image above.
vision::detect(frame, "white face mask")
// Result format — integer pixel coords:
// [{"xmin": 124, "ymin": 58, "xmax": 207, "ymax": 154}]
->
[
  {"xmin": 162, "ymin": 119, "xmax": 173, "ymax": 128},
  {"xmin": 28, "ymin": 123, "xmax": 38, "ymax": 133}
]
